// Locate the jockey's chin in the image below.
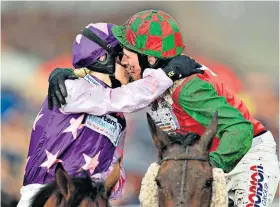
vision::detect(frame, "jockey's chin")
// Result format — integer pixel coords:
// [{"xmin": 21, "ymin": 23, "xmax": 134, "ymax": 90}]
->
[{"xmin": 115, "ymin": 62, "xmax": 130, "ymax": 85}]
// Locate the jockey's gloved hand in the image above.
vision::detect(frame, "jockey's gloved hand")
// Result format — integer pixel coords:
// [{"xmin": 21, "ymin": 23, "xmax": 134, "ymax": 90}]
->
[
  {"xmin": 162, "ymin": 55, "xmax": 203, "ymax": 81},
  {"xmin": 48, "ymin": 68, "xmax": 78, "ymax": 110}
]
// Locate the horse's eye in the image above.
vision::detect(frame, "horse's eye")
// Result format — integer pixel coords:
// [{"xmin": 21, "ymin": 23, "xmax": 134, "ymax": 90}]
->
[
  {"xmin": 205, "ymin": 178, "xmax": 213, "ymax": 188},
  {"xmin": 155, "ymin": 178, "xmax": 162, "ymax": 189},
  {"xmin": 161, "ymin": 145, "xmax": 167, "ymax": 152}
]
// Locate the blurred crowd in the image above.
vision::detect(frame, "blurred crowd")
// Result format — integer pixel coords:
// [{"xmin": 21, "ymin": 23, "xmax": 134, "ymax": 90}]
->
[{"xmin": 1, "ymin": 2, "xmax": 279, "ymax": 206}]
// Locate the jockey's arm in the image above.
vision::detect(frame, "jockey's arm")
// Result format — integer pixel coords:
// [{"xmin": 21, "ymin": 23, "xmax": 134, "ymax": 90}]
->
[
  {"xmin": 108, "ymin": 130, "xmax": 126, "ymax": 200},
  {"xmin": 178, "ymin": 76, "xmax": 254, "ymax": 173},
  {"xmin": 109, "ymin": 157, "xmax": 125, "ymax": 200},
  {"xmin": 91, "ymin": 130, "xmax": 126, "ymax": 200},
  {"xmin": 61, "ymin": 68, "xmax": 173, "ymax": 116}
]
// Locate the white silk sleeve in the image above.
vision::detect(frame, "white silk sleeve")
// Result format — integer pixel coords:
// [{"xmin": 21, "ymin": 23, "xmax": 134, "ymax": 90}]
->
[{"xmin": 61, "ymin": 68, "xmax": 172, "ymax": 115}]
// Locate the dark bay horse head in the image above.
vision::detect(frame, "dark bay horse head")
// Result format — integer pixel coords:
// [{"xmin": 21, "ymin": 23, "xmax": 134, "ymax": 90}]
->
[
  {"xmin": 31, "ymin": 160, "xmax": 121, "ymax": 207},
  {"xmin": 147, "ymin": 111, "xmax": 218, "ymax": 207}
]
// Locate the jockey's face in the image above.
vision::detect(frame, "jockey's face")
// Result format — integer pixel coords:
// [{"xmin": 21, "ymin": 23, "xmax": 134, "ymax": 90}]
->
[
  {"xmin": 121, "ymin": 48, "xmax": 142, "ymax": 81},
  {"xmin": 121, "ymin": 48, "xmax": 158, "ymax": 81},
  {"xmin": 96, "ymin": 54, "xmax": 130, "ymax": 86},
  {"xmin": 115, "ymin": 62, "xmax": 130, "ymax": 85}
]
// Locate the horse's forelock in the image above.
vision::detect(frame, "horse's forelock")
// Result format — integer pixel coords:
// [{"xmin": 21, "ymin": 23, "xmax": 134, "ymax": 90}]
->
[{"xmin": 168, "ymin": 132, "xmax": 200, "ymax": 148}]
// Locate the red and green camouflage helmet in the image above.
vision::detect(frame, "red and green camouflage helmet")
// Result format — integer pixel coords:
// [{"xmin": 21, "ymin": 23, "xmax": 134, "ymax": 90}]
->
[{"xmin": 112, "ymin": 10, "xmax": 185, "ymax": 59}]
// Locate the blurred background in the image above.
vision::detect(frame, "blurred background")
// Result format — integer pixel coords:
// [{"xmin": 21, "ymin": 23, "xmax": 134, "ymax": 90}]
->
[{"xmin": 1, "ymin": 1, "xmax": 279, "ymax": 206}]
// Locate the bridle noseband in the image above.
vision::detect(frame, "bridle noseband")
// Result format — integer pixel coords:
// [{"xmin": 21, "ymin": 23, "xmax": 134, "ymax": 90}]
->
[
  {"xmin": 158, "ymin": 140, "xmax": 209, "ymax": 206},
  {"xmin": 159, "ymin": 154, "xmax": 209, "ymax": 164}
]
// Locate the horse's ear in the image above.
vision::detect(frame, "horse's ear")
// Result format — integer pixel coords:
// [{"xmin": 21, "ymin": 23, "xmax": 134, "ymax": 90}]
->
[
  {"xmin": 147, "ymin": 113, "xmax": 169, "ymax": 149},
  {"xmin": 104, "ymin": 158, "xmax": 121, "ymax": 198},
  {"xmin": 55, "ymin": 163, "xmax": 75, "ymax": 201},
  {"xmin": 200, "ymin": 111, "xmax": 218, "ymax": 151}
]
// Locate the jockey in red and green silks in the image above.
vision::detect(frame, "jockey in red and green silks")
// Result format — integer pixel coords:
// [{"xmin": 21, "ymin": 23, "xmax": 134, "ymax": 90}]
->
[
  {"xmin": 48, "ymin": 10, "xmax": 280, "ymax": 206},
  {"xmin": 111, "ymin": 9, "xmax": 264, "ymax": 173},
  {"xmin": 168, "ymin": 67, "xmax": 260, "ymax": 172}
]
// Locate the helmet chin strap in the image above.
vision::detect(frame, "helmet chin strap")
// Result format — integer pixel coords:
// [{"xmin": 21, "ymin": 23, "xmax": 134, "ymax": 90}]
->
[
  {"xmin": 80, "ymin": 28, "xmax": 122, "ymax": 76},
  {"xmin": 79, "ymin": 27, "xmax": 125, "ymax": 89}
]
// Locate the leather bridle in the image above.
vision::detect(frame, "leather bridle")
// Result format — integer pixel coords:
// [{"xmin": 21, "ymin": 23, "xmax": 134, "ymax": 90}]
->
[{"xmin": 158, "ymin": 143, "xmax": 209, "ymax": 206}]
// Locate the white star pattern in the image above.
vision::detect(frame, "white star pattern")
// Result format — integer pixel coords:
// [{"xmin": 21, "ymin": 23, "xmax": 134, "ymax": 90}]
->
[
  {"xmin": 40, "ymin": 150, "xmax": 62, "ymax": 172},
  {"xmin": 33, "ymin": 108, "xmax": 43, "ymax": 130},
  {"xmin": 86, "ymin": 23, "xmax": 109, "ymax": 35},
  {"xmin": 63, "ymin": 114, "xmax": 84, "ymax": 139},
  {"xmin": 76, "ymin": 34, "xmax": 82, "ymax": 44},
  {"xmin": 81, "ymin": 151, "xmax": 101, "ymax": 175}
]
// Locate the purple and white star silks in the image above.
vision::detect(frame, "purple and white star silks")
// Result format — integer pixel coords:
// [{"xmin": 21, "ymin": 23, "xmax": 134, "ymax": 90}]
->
[
  {"xmin": 81, "ymin": 151, "xmax": 101, "ymax": 175},
  {"xmin": 63, "ymin": 114, "xmax": 84, "ymax": 139},
  {"xmin": 33, "ymin": 108, "xmax": 43, "ymax": 130},
  {"xmin": 40, "ymin": 150, "xmax": 62, "ymax": 172}
]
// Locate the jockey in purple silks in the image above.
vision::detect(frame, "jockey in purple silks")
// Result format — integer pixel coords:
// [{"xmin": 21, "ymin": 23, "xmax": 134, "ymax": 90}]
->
[
  {"xmin": 18, "ymin": 23, "xmax": 131, "ymax": 206},
  {"xmin": 18, "ymin": 22, "xmax": 192, "ymax": 207}
]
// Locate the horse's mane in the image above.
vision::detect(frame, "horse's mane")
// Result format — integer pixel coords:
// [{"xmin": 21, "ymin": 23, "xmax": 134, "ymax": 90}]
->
[{"xmin": 30, "ymin": 176, "xmax": 105, "ymax": 207}]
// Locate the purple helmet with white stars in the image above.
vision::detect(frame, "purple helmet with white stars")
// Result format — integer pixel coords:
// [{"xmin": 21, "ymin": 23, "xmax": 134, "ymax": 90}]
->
[{"xmin": 72, "ymin": 23, "xmax": 119, "ymax": 69}]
